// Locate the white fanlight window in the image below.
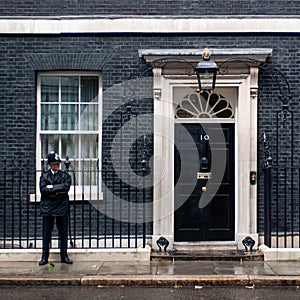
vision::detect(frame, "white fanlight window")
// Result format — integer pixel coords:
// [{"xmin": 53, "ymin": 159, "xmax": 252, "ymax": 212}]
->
[
  {"xmin": 36, "ymin": 72, "xmax": 102, "ymax": 197},
  {"xmin": 175, "ymin": 90, "xmax": 234, "ymax": 119}
]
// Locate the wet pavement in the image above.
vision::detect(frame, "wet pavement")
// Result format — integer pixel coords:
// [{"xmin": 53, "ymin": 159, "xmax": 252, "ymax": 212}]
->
[{"xmin": 1, "ymin": 259, "xmax": 300, "ymax": 286}]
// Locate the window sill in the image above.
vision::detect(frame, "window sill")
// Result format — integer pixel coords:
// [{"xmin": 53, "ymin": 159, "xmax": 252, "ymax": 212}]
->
[{"xmin": 30, "ymin": 186, "xmax": 103, "ymax": 202}]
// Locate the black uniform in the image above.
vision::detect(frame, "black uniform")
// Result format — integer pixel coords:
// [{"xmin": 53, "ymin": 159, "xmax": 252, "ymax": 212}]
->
[{"xmin": 39, "ymin": 169, "xmax": 72, "ymax": 264}]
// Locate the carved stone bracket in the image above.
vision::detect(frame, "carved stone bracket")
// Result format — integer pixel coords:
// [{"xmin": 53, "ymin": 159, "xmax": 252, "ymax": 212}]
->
[
  {"xmin": 250, "ymin": 87, "xmax": 258, "ymax": 100},
  {"xmin": 153, "ymin": 89, "xmax": 162, "ymax": 101},
  {"xmin": 250, "ymin": 66, "xmax": 259, "ymax": 101},
  {"xmin": 153, "ymin": 67, "xmax": 162, "ymax": 101}
]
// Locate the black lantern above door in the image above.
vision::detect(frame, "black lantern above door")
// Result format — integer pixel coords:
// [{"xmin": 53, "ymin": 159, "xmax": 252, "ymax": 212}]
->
[{"xmin": 195, "ymin": 48, "xmax": 219, "ymax": 92}]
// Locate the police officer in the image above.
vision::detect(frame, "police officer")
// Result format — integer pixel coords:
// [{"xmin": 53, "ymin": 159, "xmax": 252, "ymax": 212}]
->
[{"xmin": 39, "ymin": 151, "xmax": 73, "ymax": 265}]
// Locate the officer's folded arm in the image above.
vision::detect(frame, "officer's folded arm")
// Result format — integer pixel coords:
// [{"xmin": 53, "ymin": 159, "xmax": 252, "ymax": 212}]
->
[{"xmin": 53, "ymin": 182, "xmax": 70, "ymax": 191}]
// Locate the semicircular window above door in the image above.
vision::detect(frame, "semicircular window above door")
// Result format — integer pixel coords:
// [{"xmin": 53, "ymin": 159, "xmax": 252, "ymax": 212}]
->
[{"xmin": 175, "ymin": 90, "xmax": 234, "ymax": 119}]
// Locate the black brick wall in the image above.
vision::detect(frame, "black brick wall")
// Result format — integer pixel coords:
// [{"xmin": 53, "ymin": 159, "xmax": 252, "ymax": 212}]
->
[
  {"xmin": 1, "ymin": 32, "xmax": 300, "ymax": 238},
  {"xmin": 0, "ymin": 0, "xmax": 299, "ymax": 16},
  {"xmin": 1, "ymin": 34, "xmax": 299, "ymax": 159}
]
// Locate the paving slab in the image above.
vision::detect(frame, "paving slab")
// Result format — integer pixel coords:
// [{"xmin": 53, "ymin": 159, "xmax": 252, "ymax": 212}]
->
[
  {"xmin": 98, "ymin": 261, "xmax": 153, "ymax": 275},
  {"xmin": 37, "ymin": 261, "xmax": 102, "ymax": 276},
  {"xmin": 213, "ymin": 261, "xmax": 275, "ymax": 276},
  {"xmin": 152, "ymin": 260, "xmax": 216, "ymax": 275},
  {"xmin": 0, "ymin": 261, "xmax": 41, "ymax": 276},
  {"xmin": 266, "ymin": 261, "xmax": 300, "ymax": 276}
]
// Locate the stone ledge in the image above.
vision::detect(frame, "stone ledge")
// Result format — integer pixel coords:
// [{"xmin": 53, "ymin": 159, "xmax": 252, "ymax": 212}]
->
[
  {"xmin": 259, "ymin": 244, "xmax": 300, "ymax": 261},
  {"xmin": 0, "ymin": 246, "xmax": 151, "ymax": 262}
]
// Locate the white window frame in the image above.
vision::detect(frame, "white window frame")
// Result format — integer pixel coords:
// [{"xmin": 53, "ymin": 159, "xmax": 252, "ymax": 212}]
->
[{"xmin": 33, "ymin": 71, "xmax": 103, "ymax": 202}]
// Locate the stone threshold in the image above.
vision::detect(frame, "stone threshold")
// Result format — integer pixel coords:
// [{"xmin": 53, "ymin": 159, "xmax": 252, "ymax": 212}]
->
[{"xmin": 151, "ymin": 250, "xmax": 264, "ymax": 261}]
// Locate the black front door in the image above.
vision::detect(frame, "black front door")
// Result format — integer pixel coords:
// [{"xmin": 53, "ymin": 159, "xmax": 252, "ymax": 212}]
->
[{"xmin": 174, "ymin": 123, "xmax": 235, "ymax": 242}]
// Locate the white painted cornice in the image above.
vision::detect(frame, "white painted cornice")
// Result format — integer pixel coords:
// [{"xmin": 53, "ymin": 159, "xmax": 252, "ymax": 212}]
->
[
  {"xmin": 0, "ymin": 16, "xmax": 300, "ymax": 34},
  {"xmin": 139, "ymin": 48, "xmax": 273, "ymax": 63}
]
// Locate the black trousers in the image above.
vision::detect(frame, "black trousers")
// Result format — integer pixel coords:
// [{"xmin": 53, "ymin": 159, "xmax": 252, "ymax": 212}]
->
[{"xmin": 42, "ymin": 215, "xmax": 68, "ymax": 255}]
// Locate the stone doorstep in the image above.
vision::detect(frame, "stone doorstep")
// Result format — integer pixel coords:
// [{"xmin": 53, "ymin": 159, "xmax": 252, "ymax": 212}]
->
[
  {"xmin": 172, "ymin": 241, "xmax": 238, "ymax": 252},
  {"xmin": 151, "ymin": 250, "xmax": 264, "ymax": 261},
  {"xmin": 0, "ymin": 246, "xmax": 151, "ymax": 262}
]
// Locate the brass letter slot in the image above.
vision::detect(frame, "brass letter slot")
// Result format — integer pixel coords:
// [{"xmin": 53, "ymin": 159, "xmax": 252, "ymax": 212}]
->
[{"xmin": 197, "ymin": 172, "xmax": 212, "ymax": 179}]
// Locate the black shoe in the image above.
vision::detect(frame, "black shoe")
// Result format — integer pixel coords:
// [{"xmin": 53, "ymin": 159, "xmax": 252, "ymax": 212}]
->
[
  {"xmin": 39, "ymin": 257, "xmax": 48, "ymax": 266},
  {"xmin": 61, "ymin": 255, "xmax": 73, "ymax": 264}
]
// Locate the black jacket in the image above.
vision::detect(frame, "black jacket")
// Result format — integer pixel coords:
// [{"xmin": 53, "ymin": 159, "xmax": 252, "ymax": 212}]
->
[{"xmin": 39, "ymin": 169, "xmax": 72, "ymax": 217}]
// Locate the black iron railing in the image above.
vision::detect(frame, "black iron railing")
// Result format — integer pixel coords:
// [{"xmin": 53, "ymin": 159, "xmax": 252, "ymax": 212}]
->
[
  {"xmin": 263, "ymin": 164, "xmax": 300, "ymax": 248},
  {"xmin": 263, "ymin": 128, "xmax": 300, "ymax": 249},
  {"xmin": 0, "ymin": 163, "xmax": 151, "ymax": 249}
]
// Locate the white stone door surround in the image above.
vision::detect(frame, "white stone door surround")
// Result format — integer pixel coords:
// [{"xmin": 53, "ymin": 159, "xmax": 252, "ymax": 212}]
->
[{"xmin": 139, "ymin": 48, "xmax": 272, "ymax": 250}]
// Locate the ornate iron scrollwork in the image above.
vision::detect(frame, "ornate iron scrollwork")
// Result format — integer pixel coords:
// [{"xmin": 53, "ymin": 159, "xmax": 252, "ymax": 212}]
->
[
  {"xmin": 156, "ymin": 236, "xmax": 170, "ymax": 253},
  {"xmin": 262, "ymin": 132, "xmax": 273, "ymax": 169},
  {"xmin": 242, "ymin": 236, "xmax": 256, "ymax": 253},
  {"xmin": 219, "ymin": 57, "xmax": 292, "ymax": 109}
]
